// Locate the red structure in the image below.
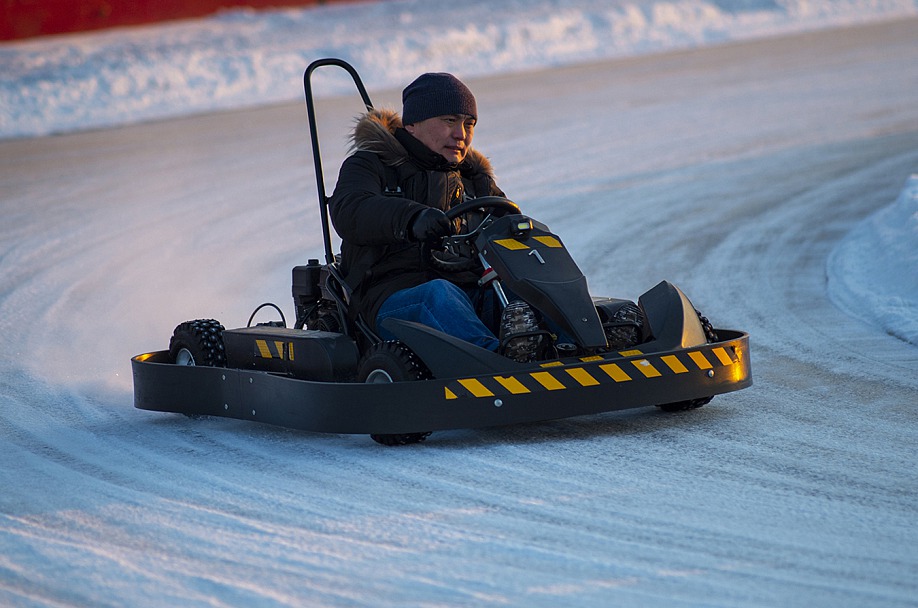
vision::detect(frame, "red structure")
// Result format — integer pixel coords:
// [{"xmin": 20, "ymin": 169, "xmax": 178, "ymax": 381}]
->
[{"xmin": 2, "ymin": 1, "xmax": 358, "ymax": 41}]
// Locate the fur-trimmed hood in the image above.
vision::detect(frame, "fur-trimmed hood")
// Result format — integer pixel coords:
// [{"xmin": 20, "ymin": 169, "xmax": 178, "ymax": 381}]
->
[
  {"xmin": 349, "ymin": 108, "xmax": 497, "ymax": 178},
  {"xmin": 331, "ymin": 108, "xmax": 506, "ymax": 326}
]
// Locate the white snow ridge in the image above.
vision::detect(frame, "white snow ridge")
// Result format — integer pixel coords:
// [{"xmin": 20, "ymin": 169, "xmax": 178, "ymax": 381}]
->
[
  {"xmin": 829, "ymin": 175, "xmax": 918, "ymax": 345},
  {"xmin": 1, "ymin": 1, "xmax": 918, "ymax": 607}
]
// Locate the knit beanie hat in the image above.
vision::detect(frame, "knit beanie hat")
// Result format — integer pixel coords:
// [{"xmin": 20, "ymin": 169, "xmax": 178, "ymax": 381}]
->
[{"xmin": 401, "ymin": 73, "xmax": 477, "ymax": 125}]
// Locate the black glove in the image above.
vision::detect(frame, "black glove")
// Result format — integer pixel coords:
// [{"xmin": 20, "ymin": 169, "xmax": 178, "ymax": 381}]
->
[{"xmin": 409, "ymin": 208, "xmax": 453, "ymax": 242}]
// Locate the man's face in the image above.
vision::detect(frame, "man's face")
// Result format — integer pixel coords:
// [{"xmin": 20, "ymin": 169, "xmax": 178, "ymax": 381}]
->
[{"xmin": 405, "ymin": 114, "xmax": 476, "ymax": 164}]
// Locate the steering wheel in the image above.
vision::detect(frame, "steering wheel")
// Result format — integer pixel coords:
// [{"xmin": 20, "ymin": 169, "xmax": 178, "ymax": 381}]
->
[
  {"xmin": 430, "ymin": 196, "xmax": 522, "ymax": 272},
  {"xmin": 444, "ymin": 196, "xmax": 520, "ymax": 221}
]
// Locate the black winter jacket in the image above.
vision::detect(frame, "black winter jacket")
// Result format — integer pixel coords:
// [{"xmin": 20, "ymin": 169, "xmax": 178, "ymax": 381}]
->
[{"xmin": 329, "ymin": 109, "xmax": 504, "ymax": 328}]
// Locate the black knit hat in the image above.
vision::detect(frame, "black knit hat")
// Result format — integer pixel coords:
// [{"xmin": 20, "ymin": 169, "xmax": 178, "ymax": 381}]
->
[{"xmin": 401, "ymin": 73, "xmax": 477, "ymax": 125}]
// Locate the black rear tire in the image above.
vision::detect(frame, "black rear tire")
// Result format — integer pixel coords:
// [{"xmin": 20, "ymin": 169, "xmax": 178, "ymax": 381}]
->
[
  {"xmin": 168, "ymin": 319, "xmax": 225, "ymax": 420},
  {"xmin": 601, "ymin": 302, "xmax": 644, "ymax": 350},
  {"xmin": 169, "ymin": 319, "xmax": 226, "ymax": 367},
  {"xmin": 358, "ymin": 342, "xmax": 432, "ymax": 446}
]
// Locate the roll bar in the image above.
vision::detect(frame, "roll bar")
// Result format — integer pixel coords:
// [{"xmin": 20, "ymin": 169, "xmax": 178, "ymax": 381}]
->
[{"xmin": 303, "ymin": 58, "xmax": 374, "ymax": 264}]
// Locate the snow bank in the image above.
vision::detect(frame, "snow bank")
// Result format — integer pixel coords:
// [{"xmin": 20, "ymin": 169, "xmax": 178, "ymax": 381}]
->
[
  {"xmin": 1, "ymin": 0, "xmax": 914, "ymax": 342},
  {"xmin": 1, "ymin": 0, "xmax": 916, "ymax": 140},
  {"xmin": 828, "ymin": 176, "xmax": 918, "ymax": 345}
]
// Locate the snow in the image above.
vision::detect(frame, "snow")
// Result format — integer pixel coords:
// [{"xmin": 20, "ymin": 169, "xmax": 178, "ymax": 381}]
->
[
  {"xmin": 2, "ymin": 0, "xmax": 917, "ymax": 140},
  {"xmin": 1, "ymin": 1, "xmax": 918, "ymax": 606},
  {"xmin": 828, "ymin": 174, "xmax": 918, "ymax": 344}
]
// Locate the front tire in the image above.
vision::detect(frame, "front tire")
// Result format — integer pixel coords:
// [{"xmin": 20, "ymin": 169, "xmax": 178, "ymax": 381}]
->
[
  {"xmin": 657, "ymin": 310, "xmax": 717, "ymax": 412},
  {"xmin": 357, "ymin": 341, "xmax": 432, "ymax": 446}
]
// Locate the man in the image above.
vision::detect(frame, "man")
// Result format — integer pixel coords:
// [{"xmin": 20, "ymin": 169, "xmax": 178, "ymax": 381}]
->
[{"xmin": 328, "ymin": 72, "xmax": 534, "ymax": 357}]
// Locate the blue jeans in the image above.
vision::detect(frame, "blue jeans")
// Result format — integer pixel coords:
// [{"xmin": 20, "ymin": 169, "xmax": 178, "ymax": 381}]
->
[{"xmin": 376, "ymin": 279, "xmax": 500, "ymax": 351}]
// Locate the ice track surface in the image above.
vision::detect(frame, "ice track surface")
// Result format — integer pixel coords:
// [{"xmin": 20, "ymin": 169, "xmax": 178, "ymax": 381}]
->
[{"xmin": 2, "ymin": 18, "xmax": 918, "ymax": 608}]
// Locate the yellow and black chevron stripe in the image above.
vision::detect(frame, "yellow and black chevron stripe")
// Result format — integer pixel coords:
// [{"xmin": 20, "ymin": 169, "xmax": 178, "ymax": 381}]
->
[
  {"xmin": 254, "ymin": 339, "xmax": 295, "ymax": 361},
  {"xmin": 493, "ymin": 235, "xmax": 564, "ymax": 250},
  {"xmin": 443, "ymin": 345, "xmax": 742, "ymax": 400}
]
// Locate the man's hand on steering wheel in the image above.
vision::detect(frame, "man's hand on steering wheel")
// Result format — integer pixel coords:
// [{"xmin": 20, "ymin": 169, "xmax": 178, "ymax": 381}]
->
[
  {"xmin": 409, "ymin": 208, "xmax": 455, "ymax": 243},
  {"xmin": 428, "ymin": 196, "xmax": 522, "ymax": 272}
]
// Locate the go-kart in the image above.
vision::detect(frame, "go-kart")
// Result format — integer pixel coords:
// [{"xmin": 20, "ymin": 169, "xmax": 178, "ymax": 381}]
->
[{"xmin": 132, "ymin": 59, "xmax": 752, "ymax": 445}]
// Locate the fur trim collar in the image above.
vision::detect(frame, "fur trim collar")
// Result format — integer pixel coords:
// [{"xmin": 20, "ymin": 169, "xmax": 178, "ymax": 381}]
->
[{"xmin": 350, "ymin": 108, "xmax": 496, "ymax": 177}]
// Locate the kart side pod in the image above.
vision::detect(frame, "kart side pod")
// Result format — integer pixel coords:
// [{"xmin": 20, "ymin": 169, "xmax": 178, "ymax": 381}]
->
[
  {"xmin": 637, "ymin": 281, "xmax": 708, "ymax": 350},
  {"xmin": 223, "ymin": 326, "xmax": 359, "ymax": 382}
]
